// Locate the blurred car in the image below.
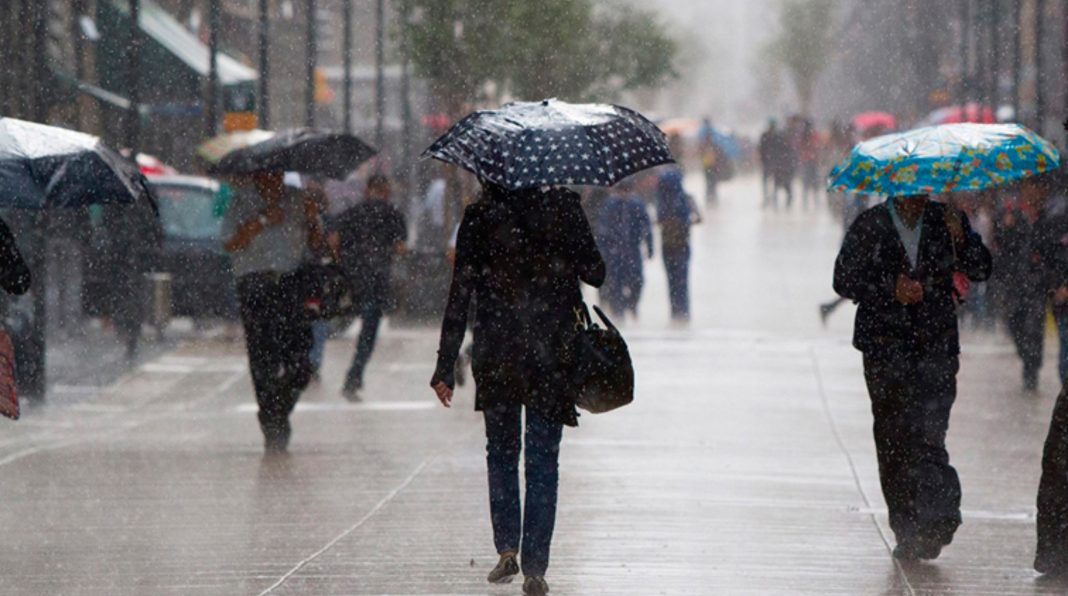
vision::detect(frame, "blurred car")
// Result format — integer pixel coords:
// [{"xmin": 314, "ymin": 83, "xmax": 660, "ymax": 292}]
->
[{"xmin": 83, "ymin": 175, "xmax": 237, "ymax": 322}]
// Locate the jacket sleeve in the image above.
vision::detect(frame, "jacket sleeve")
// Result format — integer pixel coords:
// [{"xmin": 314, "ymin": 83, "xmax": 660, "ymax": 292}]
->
[
  {"xmin": 431, "ymin": 212, "xmax": 476, "ymax": 390},
  {"xmin": 833, "ymin": 212, "xmax": 897, "ymax": 306},
  {"xmin": 640, "ymin": 203, "xmax": 654, "ymax": 258},
  {"xmin": 954, "ymin": 211, "xmax": 993, "ymax": 282},
  {"xmin": 568, "ymin": 196, "xmax": 606, "ymax": 288},
  {"xmin": 0, "ymin": 218, "xmax": 30, "ymax": 296}
]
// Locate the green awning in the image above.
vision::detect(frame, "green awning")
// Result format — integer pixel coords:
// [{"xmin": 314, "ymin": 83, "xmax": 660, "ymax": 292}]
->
[{"xmin": 107, "ymin": 0, "xmax": 257, "ymax": 87}]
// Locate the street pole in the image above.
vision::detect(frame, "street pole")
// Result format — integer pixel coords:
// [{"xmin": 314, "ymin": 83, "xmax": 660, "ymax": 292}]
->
[
  {"xmin": 374, "ymin": 0, "xmax": 385, "ymax": 150},
  {"xmin": 400, "ymin": 1, "xmax": 413, "ymax": 215},
  {"xmin": 1012, "ymin": 0, "xmax": 1022, "ymax": 120},
  {"xmin": 987, "ymin": 0, "xmax": 999, "ymax": 109},
  {"xmin": 342, "ymin": 0, "xmax": 353, "ymax": 133},
  {"xmin": 959, "ymin": 0, "xmax": 970, "ymax": 105},
  {"xmin": 206, "ymin": 0, "xmax": 220, "ymax": 137},
  {"xmin": 127, "ymin": 0, "xmax": 142, "ymax": 153},
  {"xmin": 1034, "ymin": 0, "xmax": 1046, "ymax": 133},
  {"xmin": 258, "ymin": 0, "xmax": 270, "ymax": 129},
  {"xmin": 24, "ymin": 0, "xmax": 49, "ymax": 401},
  {"xmin": 305, "ymin": 0, "xmax": 316, "ymax": 128},
  {"xmin": 1063, "ymin": 0, "xmax": 1068, "ymax": 147}
]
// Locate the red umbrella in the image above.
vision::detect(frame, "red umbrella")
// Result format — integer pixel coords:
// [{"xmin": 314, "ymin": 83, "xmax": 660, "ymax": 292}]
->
[
  {"xmin": 852, "ymin": 111, "xmax": 897, "ymax": 133},
  {"xmin": 924, "ymin": 103, "xmax": 995, "ymax": 126}
]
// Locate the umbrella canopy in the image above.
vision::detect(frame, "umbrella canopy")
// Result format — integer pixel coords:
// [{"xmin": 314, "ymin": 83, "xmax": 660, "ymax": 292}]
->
[
  {"xmin": 827, "ymin": 123, "xmax": 1060, "ymax": 196},
  {"xmin": 424, "ymin": 99, "xmax": 674, "ymax": 190},
  {"xmin": 196, "ymin": 129, "xmax": 275, "ymax": 164},
  {"xmin": 0, "ymin": 117, "xmax": 154, "ymax": 210},
  {"xmin": 211, "ymin": 128, "xmax": 377, "ymax": 179},
  {"xmin": 136, "ymin": 153, "xmax": 177, "ymax": 176},
  {"xmin": 852, "ymin": 111, "xmax": 897, "ymax": 134}
]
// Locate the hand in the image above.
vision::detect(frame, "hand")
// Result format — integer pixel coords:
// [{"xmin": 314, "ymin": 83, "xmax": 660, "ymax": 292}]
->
[
  {"xmin": 432, "ymin": 381, "xmax": 453, "ymax": 408},
  {"xmin": 944, "ymin": 206, "xmax": 965, "ymax": 245},
  {"xmin": 262, "ymin": 205, "xmax": 285, "ymax": 226},
  {"xmin": 1054, "ymin": 286, "xmax": 1068, "ymax": 305},
  {"xmin": 895, "ymin": 274, "xmax": 924, "ymax": 305}
]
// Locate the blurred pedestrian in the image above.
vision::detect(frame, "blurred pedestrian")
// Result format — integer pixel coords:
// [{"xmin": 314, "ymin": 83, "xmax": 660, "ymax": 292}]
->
[
  {"xmin": 331, "ymin": 174, "xmax": 407, "ymax": 400},
  {"xmin": 430, "ymin": 183, "xmax": 604, "ymax": 595},
  {"xmin": 102, "ymin": 201, "xmax": 159, "ymax": 360},
  {"xmin": 767, "ymin": 125, "xmax": 797, "ymax": 208},
  {"xmin": 995, "ymin": 176, "xmax": 1059, "ymax": 391},
  {"xmin": 834, "ymin": 193, "xmax": 991, "ymax": 560},
  {"xmin": 699, "ymin": 117, "xmax": 730, "ymax": 205},
  {"xmin": 656, "ymin": 169, "xmax": 699, "ymax": 322},
  {"xmin": 222, "ymin": 170, "xmax": 323, "ymax": 452},
  {"xmin": 758, "ymin": 120, "xmax": 777, "ymax": 206},
  {"xmin": 798, "ymin": 119, "xmax": 822, "ymax": 208},
  {"xmin": 595, "ymin": 180, "xmax": 653, "ymax": 320}
]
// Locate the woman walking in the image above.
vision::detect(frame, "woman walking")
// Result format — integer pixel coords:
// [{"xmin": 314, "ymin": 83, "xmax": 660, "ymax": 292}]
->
[{"xmin": 430, "ymin": 183, "xmax": 604, "ymax": 595}]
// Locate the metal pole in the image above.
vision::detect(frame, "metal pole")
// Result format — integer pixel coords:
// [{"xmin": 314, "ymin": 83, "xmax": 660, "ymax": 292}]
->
[
  {"xmin": 375, "ymin": 0, "xmax": 385, "ymax": 150},
  {"xmin": 305, "ymin": 0, "xmax": 316, "ymax": 128},
  {"xmin": 959, "ymin": 0, "xmax": 970, "ymax": 104},
  {"xmin": 400, "ymin": 1, "xmax": 413, "ymax": 215},
  {"xmin": 206, "ymin": 0, "xmax": 220, "ymax": 137},
  {"xmin": 258, "ymin": 0, "xmax": 270, "ymax": 129},
  {"xmin": 342, "ymin": 0, "xmax": 353, "ymax": 133},
  {"xmin": 126, "ymin": 0, "xmax": 142, "ymax": 152},
  {"xmin": 1035, "ymin": 0, "xmax": 1046, "ymax": 132},
  {"xmin": 986, "ymin": 0, "xmax": 999, "ymax": 108},
  {"xmin": 1013, "ymin": 0, "xmax": 1022, "ymax": 120}
]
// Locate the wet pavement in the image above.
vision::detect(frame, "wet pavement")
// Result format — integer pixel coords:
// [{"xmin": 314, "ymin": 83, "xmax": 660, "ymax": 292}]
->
[{"xmin": 3, "ymin": 174, "xmax": 1067, "ymax": 594}]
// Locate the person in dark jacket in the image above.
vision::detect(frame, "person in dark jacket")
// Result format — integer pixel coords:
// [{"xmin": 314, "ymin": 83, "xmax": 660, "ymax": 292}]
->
[
  {"xmin": 430, "ymin": 183, "xmax": 604, "ymax": 595},
  {"xmin": 331, "ymin": 174, "xmax": 407, "ymax": 399},
  {"xmin": 995, "ymin": 176, "xmax": 1062, "ymax": 389},
  {"xmin": 833, "ymin": 194, "xmax": 992, "ymax": 561},
  {"xmin": 656, "ymin": 169, "xmax": 699, "ymax": 322},
  {"xmin": 595, "ymin": 181, "xmax": 653, "ymax": 319},
  {"xmin": 0, "ymin": 217, "xmax": 30, "ymax": 296}
]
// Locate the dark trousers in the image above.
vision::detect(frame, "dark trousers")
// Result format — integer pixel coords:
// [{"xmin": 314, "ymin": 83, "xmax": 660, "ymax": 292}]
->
[
  {"xmin": 1007, "ymin": 295, "xmax": 1045, "ymax": 385},
  {"xmin": 238, "ymin": 273, "xmax": 313, "ymax": 436},
  {"xmin": 344, "ymin": 303, "xmax": 384, "ymax": 391},
  {"xmin": 663, "ymin": 246, "xmax": 690, "ymax": 320},
  {"xmin": 863, "ymin": 351, "xmax": 962, "ymax": 546},
  {"xmin": 484, "ymin": 402, "xmax": 564, "ymax": 577},
  {"xmin": 1037, "ymin": 386, "xmax": 1068, "ymax": 573}
]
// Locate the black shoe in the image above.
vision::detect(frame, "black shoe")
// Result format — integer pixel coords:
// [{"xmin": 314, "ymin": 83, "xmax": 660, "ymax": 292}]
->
[
  {"xmin": 522, "ymin": 575, "xmax": 549, "ymax": 595},
  {"xmin": 486, "ymin": 554, "xmax": 519, "ymax": 584},
  {"xmin": 893, "ymin": 537, "xmax": 942, "ymax": 561},
  {"xmin": 263, "ymin": 420, "xmax": 291, "ymax": 452}
]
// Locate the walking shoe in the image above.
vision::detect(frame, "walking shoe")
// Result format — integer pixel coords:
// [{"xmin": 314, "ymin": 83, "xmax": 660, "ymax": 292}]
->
[
  {"xmin": 892, "ymin": 538, "xmax": 942, "ymax": 561},
  {"xmin": 522, "ymin": 576, "xmax": 549, "ymax": 595},
  {"xmin": 262, "ymin": 419, "xmax": 291, "ymax": 453},
  {"xmin": 486, "ymin": 553, "xmax": 519, "ymax": 584}
]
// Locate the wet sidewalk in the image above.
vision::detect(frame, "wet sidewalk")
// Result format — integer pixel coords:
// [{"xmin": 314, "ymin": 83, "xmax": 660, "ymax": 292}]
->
[{"xmin": 1, "ymin": 175, "xmax": 1066, "ymax": 595}]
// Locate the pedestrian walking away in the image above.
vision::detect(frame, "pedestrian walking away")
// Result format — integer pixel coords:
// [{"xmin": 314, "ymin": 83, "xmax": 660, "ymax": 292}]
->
[
  {"xmin": 430, "ymin": 183, "xmax": 605, "ymax": 594},
  {"xmin": 331, "ymin": 174, "xmax": 408, "ymax": 400},
  {"xmin": 834, "ymin": 194, "xmax": 992, "ymax": 560},
  {"xmin": 222, "ymin": 170, "xmax": 324, "ymax": 452},
  {"xmin": 656, "ymin": 169, "xmax": 699, "ymax": 322},
  {"xmin": 595, "ymin": 179, "xmax": 653, "ymax": 320}
]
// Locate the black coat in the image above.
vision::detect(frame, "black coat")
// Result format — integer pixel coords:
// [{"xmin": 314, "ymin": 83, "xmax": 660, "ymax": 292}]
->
[
  {"xmin": 834, "ymin": 200, "xmax": 992, "ymax": 356},
  {"xmin": 0, "ymin": 217, "xmax": 29, "ymax": 296},
  {"xmin": 432, "ymin": 186, "xmax": 605, "ymax": 426},
  {"xmin": 333, "ymin": 199, "xmax": 407, "ymax": 304}
]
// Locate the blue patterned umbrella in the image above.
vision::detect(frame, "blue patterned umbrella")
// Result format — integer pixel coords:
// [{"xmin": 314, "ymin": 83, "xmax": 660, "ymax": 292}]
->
[
  {"xmin": 827, "ymin": 123, "xmax": 1060, "ymax": 196},
  {"xmin": 423, "ymin": 99, "xmax": 674, "ymax": 190}
]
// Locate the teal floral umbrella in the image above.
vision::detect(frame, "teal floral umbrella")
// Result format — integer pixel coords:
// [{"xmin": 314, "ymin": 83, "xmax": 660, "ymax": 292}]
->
[{"xmin": 827, "ymin": 123, "xmax": 1060, "ymax": 196}]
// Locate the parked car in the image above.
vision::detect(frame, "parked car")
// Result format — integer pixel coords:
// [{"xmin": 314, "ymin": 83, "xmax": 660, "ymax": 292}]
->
[{"xmin": 83, "ymin": 175, "xmax": 238, "ymax": 323}]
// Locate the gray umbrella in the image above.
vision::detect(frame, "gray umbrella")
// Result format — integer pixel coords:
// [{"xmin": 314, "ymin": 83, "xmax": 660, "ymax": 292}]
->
[{"xmin": 211, "ymin": 128, "xmax": 378, "ymax": 179}]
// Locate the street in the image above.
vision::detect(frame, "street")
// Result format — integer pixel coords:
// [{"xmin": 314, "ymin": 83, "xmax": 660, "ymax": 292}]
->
[{"xmin": 1, "ymin": 173, "xmax": 1064, "ymax": 595}]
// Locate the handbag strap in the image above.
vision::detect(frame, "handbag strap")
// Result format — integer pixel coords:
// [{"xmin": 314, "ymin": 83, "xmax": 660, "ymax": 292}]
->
[{"xmin": 591, "ymin": 304, "xmax": 620, "ymax": 333}]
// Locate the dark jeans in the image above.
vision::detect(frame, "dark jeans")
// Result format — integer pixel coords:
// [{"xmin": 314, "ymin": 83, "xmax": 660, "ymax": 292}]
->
[
  {"xmin": 1037, "ymin": 386, "xmax": 1068, "ymax": 573},
  {"xmin": 238, "ymin": 273, "xmax": 313, "ymax": 437},
  {"xmin": 663, "ymin": 246, "xmax": 690, "ymax": 320},
  {"xmin": 1007, "ymin": 295, "xmax": 1045, "ymax": 385},
  {"xmin": 1054, "ymin": 309, "xmax": 1068, "ymax": 382},
  {"xmin": 344, "ymin": 302, "xmax": 384, "ymax": 391},
  {"xmin": 863, "ymin": 350, "xmax": 962, "ymax": 546},
  {"xmin": 484, "ymin": 403, "xmax": 564, "ymax": 577}
]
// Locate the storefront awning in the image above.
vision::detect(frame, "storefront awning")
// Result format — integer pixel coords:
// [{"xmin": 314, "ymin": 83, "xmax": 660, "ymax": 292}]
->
[{"xmin": 107, "ymin": 0, "xmax": 257, "ymax": 87}]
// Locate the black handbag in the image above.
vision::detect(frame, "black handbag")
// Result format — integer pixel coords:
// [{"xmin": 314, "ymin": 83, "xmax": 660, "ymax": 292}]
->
[
  {"xmin": 286, "ymin": 261, "xmax": 360, "ymax": 320},
  {"xmin": 570, "ymin": 304, "xmax": 634, "ymax": 413}
]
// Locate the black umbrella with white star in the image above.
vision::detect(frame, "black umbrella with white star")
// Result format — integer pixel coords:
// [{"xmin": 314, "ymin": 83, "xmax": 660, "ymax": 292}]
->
[{"xmin": 423, "ymin": 99, "xmax": 675, "ymax": 190}]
